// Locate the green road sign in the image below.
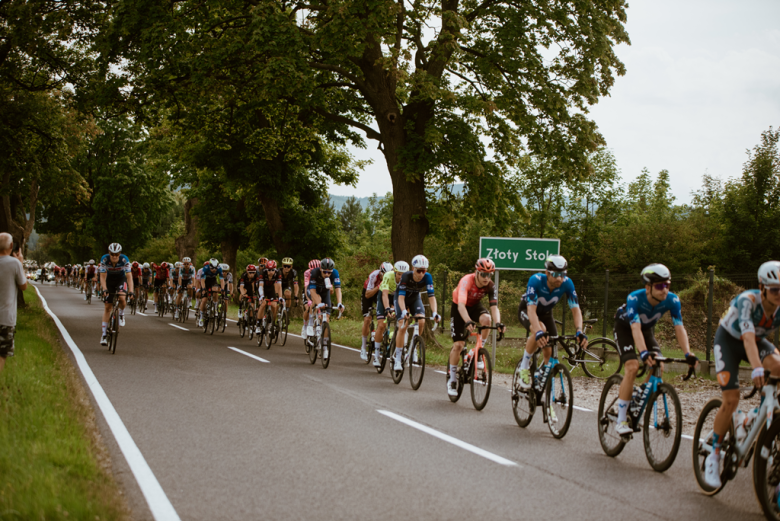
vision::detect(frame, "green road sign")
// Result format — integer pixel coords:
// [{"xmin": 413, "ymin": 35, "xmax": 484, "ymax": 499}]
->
[{"xmin": 479, "ymin": 237, "xmax": 561, "ymax": 271}]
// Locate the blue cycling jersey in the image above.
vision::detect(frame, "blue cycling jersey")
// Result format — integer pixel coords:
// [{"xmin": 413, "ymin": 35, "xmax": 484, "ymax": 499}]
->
[
  {"xmin": 616, "ymin": 289, "xmax": 683, "ymax": 330},
  {"xmin": 201, "ymin": 265, "xmax": 223, "ymax": 279},
  {"xmin": 397, "ymin": 271, "xmax": 435, "ymax": 298},
  {"xmin": 522, "ymin": 273, "xmax": 579, "ymax": 314},
  {"xmin": 720, "ymin": 289, "xmax": 780, "ymax": 340},
  {"xmin": 308, "ymin": 268, "xmax": 341, "ymax": 290},
  {"xmin": 99, "ymin": 254, "xmax": 131, "ymax": 279}
]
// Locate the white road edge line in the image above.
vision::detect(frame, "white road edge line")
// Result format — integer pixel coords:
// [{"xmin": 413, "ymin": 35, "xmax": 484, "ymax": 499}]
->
[
  {"xmin": 168, "ymin": 323, "xmax": 188, "ymax": 331},
  {"xmin": 377, "ymin": 410, "xmax": 519, "ymax": 467},
  {"xmin": 137, "ymin": 312, "xmax": 148, "ymax": 316},
  {"xmin": 33, "ymin": 286, "xmax": 181, "ymax": 521},
  {"xmin": 227, "ymin": 346, "xmax": 270, "ymax": 363}
]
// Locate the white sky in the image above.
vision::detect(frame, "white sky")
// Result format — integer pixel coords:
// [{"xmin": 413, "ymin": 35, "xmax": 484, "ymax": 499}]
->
[{"xmin": 329, "ymin": 0, "xmax": 780, "ymax": 204}]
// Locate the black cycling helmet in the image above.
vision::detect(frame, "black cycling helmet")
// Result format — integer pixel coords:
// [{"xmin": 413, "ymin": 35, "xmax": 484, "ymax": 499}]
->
[
  {"xmin": 641, "ymin": 263, "xmax": 671, "ymax": 284},
  {"xmin": 320, "ymin": 258, "xmax": 335, "ymax": 270}
]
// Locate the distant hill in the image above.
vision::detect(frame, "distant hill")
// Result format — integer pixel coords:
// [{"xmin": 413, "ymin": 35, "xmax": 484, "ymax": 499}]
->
[{"xmin": 329, "ymin": 183, "xmax": 464, "ymax": 211}]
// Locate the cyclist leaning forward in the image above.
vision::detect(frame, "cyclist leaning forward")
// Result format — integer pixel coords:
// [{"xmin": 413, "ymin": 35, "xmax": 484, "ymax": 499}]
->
[
  {"xmin": 360, "ymin": 263, "xmax": 387, "ymax": 361},
  {"xmin": 301, "ymin": 260, "xmax": 320, "ymax": 337},
  {"xmin": 151, "ymin": 262, "xmax": 170, "ymax": 313},
  {"xmin": 84, "ymin": 260, "xmax": 98, "ymax": 300},
  {"xmin": 99, "ymin": 243, "xmax": 133, "ymax": 345},
  {"xmin": 612, "ymin": 263, "xmax": 698, "ymax": 436},
  {"xmin": 448, "ymin": 258, "xmax": 505, "ymax": 396},
  {"xmin": 279, "ymin": 257, "xmax": 299, "ymax": 315},
  {"xmin": 306, "ymin": 258, "xmax": 345, "ymax": 346},
  {"xmin": 198, "ymin": 259, "xmax": 224, "ymax": 327},
  {"xmin": 703, "ymin": 261, "xmax": 780, "ymax": 488},
  {"xmin": 176, "ymin": 257, "xmax": 196, "ymax": 319},
  {"xmin": 372, "ymin": 261, "xmax": 407, "ymax": 367},
  {"xmin": 393, "ymin": 255, "xmax": 441, "ymax": 372},
  {"xmin": 516, "ymin": 255, "xmax": 587, "ymax": 389},
  {"xmin": 257, "ymin": 260, "xmax": 283, "ymax": 334}
]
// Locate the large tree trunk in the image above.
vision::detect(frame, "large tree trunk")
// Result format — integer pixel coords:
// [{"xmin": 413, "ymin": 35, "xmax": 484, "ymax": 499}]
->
[
  {"xmin": 0, "ymin": 174, "xmax": 38, "ymax": 252},
  {"xmin": 175, "ymin": 197, "xmax": 199, "ymax": 264},
  {"xmin": 257, "ymin": 190, "xmax": 292, "ymax": 255}
]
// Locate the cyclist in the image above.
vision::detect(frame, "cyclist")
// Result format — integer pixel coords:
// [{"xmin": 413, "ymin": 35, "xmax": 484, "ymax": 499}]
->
[
  {"xmin": 140, "ymin": 262, "xmax": 153, "ymax": 310},
  {"xmin": 85, "ymin": 260, "xmax": 98, "ymax": 299},
  {"xmin": 393, "ymin": 255, "xmax": 441, "ymax": 371},
  {"xmin": 238, "ymin": 264, "xmax": 261, "ymax": 325},
  {"xmin": 198, "ymin": 259, "xmax": 224, "ymax": 328},
  {"xmin": 176, "ymin": 257, "xmax": 196, "ymax": 319},
  {"xmin": 151, "ymin": 261, "xmax": 171, "ymax": 313},
  {"xmin": 703, "ymin": 261, "xmax": 780, "ymax": 488},
  {"xmin": 257, "ymin": 257, "xmax": 268, "ymax": 273},
  {"xmin": 612, "ymin": 263, "xmax": 698, "ymax": 435},
  {"xmin": 307, "ymin": 258, "xmax": 345, "ymax": 343},
  {"xmin": 99, "ymin": 243, "xmax": 133, "ymax": 345},
  {"xmin": 279, "ymin": 257, "xmax": 299, "ymax": 315},
  {"xmin": 360, "ymin": 263, "xmax": 387, "ymax": 361},
  {"xmin": 220, "ymin": 263, "xmax": 233, "ymax": 300},
  {"xmin": 257, "ymin": 260, "xmax": 282, "ymax": 334},
  {"xmin": 302, "ymin": 259, "xmax": 320, "ymax": 337},
  {"xmin": 448, "ymin": 258, "xmax": 505, "ymax": 396},
  {"xmin": 516, "ymin": 255, "xmax": 586, "ymax": 389},
  {"xmin": 372, "ymin": 261, "xmax": 406, "ymax": 367},
  {"xmin": 130, "ymin": 262, "xmax": 142, "ymax": 299}
]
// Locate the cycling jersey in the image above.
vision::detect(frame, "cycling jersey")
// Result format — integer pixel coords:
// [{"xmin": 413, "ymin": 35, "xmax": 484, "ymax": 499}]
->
[
  {"xmin": 99, "ymin": 254, "xmax": 131, "ymax": 279},
  {"xmin": 259, "ymin": 269, "xmax": 281, "ymax": 290},
  {"xmin": 308, "ymin": 268, "xmax": 341, "ymax": 291},
  {"xmin": 452, "ymin": 273, "xmax": 497, "ymax": 307},
  {"xmin": 130, "ymin": 266, "xmax": 141, "ymax": 280},
  {"xmin": 379, "ymin": 271, "xmax": 397, "ymax": 293},
  {"xmin": 140, "ymin": 268, "xmax": 152, "ymax": 281},
  {"xmin": 719, "ymin": 289, "xmax": 780, "ymax": 340},
  {"xmin": 397, "ymin": 271, "xmax": 434, "ymax": 298},
  {"xmin": 179, "ymin": 265, "xmax": 196, "ymax": 281},
  {"xmin": 86, "ymin": 265, "xmax": 97, "ymax": 278},
  {"xmin": 522, "ymin": 273, "xmax": 578, "ymax": 314},
  {"xmin": 239, "ymin": 273, "xmax": 259, "ymax": 296},
  {"xmin": 201, "ymin": 264, "xmax": 223, "ymax": 280},
  {"xmin": 615, "ymin": 289, "xmax": 683, "ymax": 330},
  {"xmin": 152, "ymin": 263, "xmax": 170, "ymax": 280},
  {"xmin": 363, "ymin": 270, "xmax": 382, "ymax": 291},
  {"xmin": 279, "ymin": 268, "xmax": 298, "ymax": 288}
]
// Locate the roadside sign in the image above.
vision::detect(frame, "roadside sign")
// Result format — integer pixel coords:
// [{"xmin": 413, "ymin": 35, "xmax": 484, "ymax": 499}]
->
[{"xmin": 479, "ymin": 237, "xmax": 560, "ymax": 271}]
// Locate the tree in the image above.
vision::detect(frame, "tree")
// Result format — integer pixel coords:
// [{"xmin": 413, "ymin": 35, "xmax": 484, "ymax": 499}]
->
[{"xmin": 338, "ymin": 196, "xmax": 368, "ymax": 241}]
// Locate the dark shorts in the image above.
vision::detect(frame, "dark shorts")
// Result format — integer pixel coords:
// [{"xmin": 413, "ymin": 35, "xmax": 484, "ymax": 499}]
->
[
  {"xmin": 614, "ymin": 318, "xmax": 661, "ymax": 363},
  {"xmin": 133, "ymin": 277, "xmax": 140, "ymax": 288},
  {"xmin": 517, "ymin": 299, "xmax": 558, "ymax": 337},
  {"xmin": 262, "ymin": 284, "xmax": 278, "ymax": 301},
  {"xmin": 153, "ymin": 278, "xmax": 166, "ymax": 291},
  {"xmin": 361, "ymin": 288, "xmax": 378, "ymax": 317},
  {"xmin": 377, "ymin": 292, "xmax": 394, "ymax": 320},
  {"xmin": 204, "ymin": 276, "xmax": 219, "ymax": 289},
  {"xmin": 395, "ymin": 293, "xmax": 425, "ymax": 319},
  {"xmin": 0, "ymin": 326, "xmax": 15, "ymax": 358},
  {"xmin": 450, "ymin": 303, "xmax": 490, "ymax": 342},
  {"xmin": 104, "ymin": 279, "xmax": 128, "ymax": 304},
  {"xmin": 713, "ymin": 325, "xmax": 778, "ymax": 390}
]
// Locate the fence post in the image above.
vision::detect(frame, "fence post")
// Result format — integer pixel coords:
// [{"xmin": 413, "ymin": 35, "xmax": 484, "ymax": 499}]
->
[
  {"xmin": 603, "ymin": 270, "xmax": 609, "ymax": 337},
  {"xmin": 706, "ymin": 269, "xmax": 714, "ymax": 362},
  {"xmin": 492, "ymin": 269, "xmax": 500, "ymax": 363},
  {"xmin": 561, "ymin": 299, "xmax": 566, "ymax": 335}
]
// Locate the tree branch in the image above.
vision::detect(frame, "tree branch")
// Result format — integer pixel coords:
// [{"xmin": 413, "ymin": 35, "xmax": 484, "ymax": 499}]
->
[
  {"xmin": 309, "ymin": 62, "xmax": 366, "ymax": 90},
  {"xmin": 313, "ymin": 108, "xmax": 382, "ymax": 141},
  {"xmin": 464, "ymin": 0, "xmax": 501, "ymax": 22}
]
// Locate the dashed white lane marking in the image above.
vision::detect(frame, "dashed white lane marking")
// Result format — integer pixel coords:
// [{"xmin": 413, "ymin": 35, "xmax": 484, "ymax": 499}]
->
[
  {"xmin": 168, "ymin": 323, "xmax": 189, "ymax": 331},
  {"xmin": 378, "ymin": 410, "xmax": 519, "ymax": 467},
  {"xmin": 34, "ymin": 286, "xmax": 181, "ymax": 521},
  {"xmin": 137, "ymin": 312, "xmax": 148, "ymax": 316},
  {"xmin": 227, "ymin": 346, "xmax": 270, "ymax": 363}
]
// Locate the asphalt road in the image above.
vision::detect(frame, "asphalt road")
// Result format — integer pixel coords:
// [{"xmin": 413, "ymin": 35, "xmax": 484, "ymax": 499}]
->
[{"xmin": 35, "ymin": 282, "xmax": 763, "ymax": 521}]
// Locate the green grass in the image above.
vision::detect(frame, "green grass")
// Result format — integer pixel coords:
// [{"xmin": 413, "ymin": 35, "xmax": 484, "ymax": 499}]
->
[{"xmin": 0, "ymin": 287, "xmax": 129, "ymax": 521}]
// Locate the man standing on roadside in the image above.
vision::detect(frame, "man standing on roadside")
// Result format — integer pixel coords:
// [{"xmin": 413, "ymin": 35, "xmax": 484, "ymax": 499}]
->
[{"xmin": 0, "ymin": 233, "xmax": 28, "ymax": 373}]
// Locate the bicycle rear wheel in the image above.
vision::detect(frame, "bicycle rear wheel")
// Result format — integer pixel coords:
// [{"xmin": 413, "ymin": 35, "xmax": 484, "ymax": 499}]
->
[
  {"xmin": 220, "ymin": 302, "xmax": 227, "ymax": 333},
  {"xmin": 239, "ymin": 315, "xmax": 246, "ymax": 338},
  {"xmin": 597, "ymin": 374, "xmax": 627, "ymax": 457},
  {"xmin": 692, "ymin": 398, "xmax": 730, "ymax": 496},
  {"xmin": 581, "ymin": 338, "xmax": 622, "ymax": 379},
  {"xmin": 321, "ymin": 322, "xmax": 331, "ymax": 369},
  {"xmin": 308, "ymin": 333, "xmax": 318, "ymax": 364},
  {"xmin": 377, "ymin": 330, "xmax": 391, "ymax": 374},
  {"xmin": 279, "ymin": 309, "xmax": 288, "ymax": 346},
  {"xmin": 753, "ymin": 415, "xmax": 780, "ymax": 520},
  {"xmin": 409, "ymin": 335, "xmax": 425, "ymax": 390},
  {"xmin": 364, "ymin": 321, "xmax": 375, "ymax": 365},
  {"xmin": 545, "ymin": 364, "xmax": 573, "ymax": 438},
  {"xmin": 469, "ymin": 348, "xmax": 492, "ymax": 411},
  {"xmin": 209, "ymin": 303, "xmax": 216, "ymax": 335},
  {"xmin": 263, "ymin": 310, "xmax": 273, "ymax": 349},
  {"xmin": 511, "ymin": 360, "xmax": 535, "ymax": 427}
]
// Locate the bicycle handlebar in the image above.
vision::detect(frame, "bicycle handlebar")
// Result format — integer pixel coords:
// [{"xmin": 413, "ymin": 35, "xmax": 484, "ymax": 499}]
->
[
  {"xmin": 473, "ymin": 325, "xmax": 504, "ymax": 341},
  {"xmin": 636, "ymin": 353, "xmax": 696, "ymax": 381}
]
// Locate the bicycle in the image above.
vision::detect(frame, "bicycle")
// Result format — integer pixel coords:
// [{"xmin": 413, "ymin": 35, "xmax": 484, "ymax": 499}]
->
[
  {"xmin": 391, "ymin": 316, "xmax": 439, "ymax": 390},
  {"xmin": 447, "ymin": 325, "xmax": 502, "ymax": 411},
  {"xmin": 363, "ymin": 305, "xmax": 376, "ymax": 365},
  {"xmin": 692, "ymin": 376, "xmax": 780, "ymax": 520},
  {"xmin": 218, "ymin": 291, "xmax": 228, "ymax": 333},
  {"xmin": 237, "ymin": 297, "xmax": 257, "ymax": 339},
  {"xmin": 306, "ymin": 304, "xmax": 342, "ymax": 369},
  {"xmin": 202, "ymin": 290, "xmax": 217, "ymax": 335},
  {"xmin": 538, "ymin": 318, "xmax": 623, "ymax": 379},
  {"xmin": 256, "ymin": 303, "xmax": 277, "ymax": 350},
  {"xmin": 598, "ymin": 353, "xmax": 694, "ymax": 471},
  {"xmin": 375, "ymin": 312, "xmax": 395, "ymax": 374},
  {"xmin": 511, "ymin": 332, "xmax": 575, "ymax": 439},
  {"xmin": 276, "ymin": 298, "xmax": 290, "ymax": 346},
  {"xmin": 85, "ymin": 280, "xmax": 92, "ymax": 305},
  {"xmin": 104, "ymin": 293, "xmax": 121, "ymax": 355}
]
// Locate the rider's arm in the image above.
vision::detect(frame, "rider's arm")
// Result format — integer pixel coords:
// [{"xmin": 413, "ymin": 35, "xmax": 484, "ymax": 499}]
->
[
  {"xmin": 526, "ymin": 304, "xmax": 543, "ymax": 333},
  {"xmin": 275, "ymin": 281, "xmax": 282, "ymax": 297},
  {"xmin": 428, "ymin": 295, "xmax": 437, "ymax": 316},
  {"xmin": 100, "ymin": 271, "xmax": 107, "ymax": 292},
  {"xmin": 310, "ymin": 287, "xmax": 321, "ymax": 305},
  {"xmin": 741, "ymin": 332, "xmax": 764, "ymax": 369},
  {"xmin": 458, "ymin": 301, "xmax": 472, "ymax": 323},
  {"xmin": 571, "ymin": 306, "xmax": 584, "ymax": 333},
  {"xmin": 490, "ymin": 303, "xmax": 501, "ymax": 326},
  {"xmin": 674, "ymin": 324, "xmax": 693, "ymax": 355},
  {"xmin": 630, "ymin": 321, "xmax": 649, "ymax": 354},
  {"xmin": 335, "ymin": 287, "xmax": 343, "ymax": 306},
  {"xmin": 397, "ymin": 294, "xmax": 406, "ymax": 313},
  {"xmin": 382, "ymin": 289, "xmax": 391, "ymax": 310},
  {"xmin": 126, "ymin": 274, "xmax": 134, "ymax": 294}
]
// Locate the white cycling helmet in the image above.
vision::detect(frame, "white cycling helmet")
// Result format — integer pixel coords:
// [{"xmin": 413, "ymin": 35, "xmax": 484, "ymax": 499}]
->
[
  {"xmin": 182, "ymin": 256, "xmax": 191, "ymax": 263},
  {"xmin": 411, "ymin": 255, "xmax": 429, "ymax": 269},
  {"xmin": 545, "ymin": 254, "xmax": 568, "ymax": 271},
  {"xmin": 220, "ymin": 263, "xmax": 229, "ymax": 271},
  {"xmin": 380, "ymin": 262, "xmax": 394, "ymax": 274},
  {"xmin": 175, "ymin": 261, "xmax": 182, "ymax": 268},
  {"xmin": 759, "ymin": 261, "xmax": 780, "ymax": 286},
  {"xmin": 394, "ymin": 260, "xmax": 409, "ymax": 272},
  {"xmin": 209, "ymin": 258, "xmax": 219, "ymax": 267},
  {"xmin": 143, "ymin": 262, "xmax": 150, "ymax": 269},
  {"xmin": 108, "ymin": 243, "xmax": 122, "ymax": 253},
  {"xmin": 641, "ymin": 263, "xmax": 671, "ymax": 284},
  {"xmin": 89, "ymin": 259, "xmax": 95, "ymax": 265}
]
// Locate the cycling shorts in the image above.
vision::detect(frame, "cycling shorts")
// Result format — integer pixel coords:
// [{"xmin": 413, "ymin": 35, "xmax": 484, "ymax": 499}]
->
[
  {"xmin": 104, "ymin": 280, "xmax": 128, "ymax": 304},
  {"xmin": 518, "ymin": 299, "xmax": 558, "ymax": 337},
  {"xmin": 713, "ymin": 325, "xmax": 778, "ymax": 390},
  {"xmin": 395, "ymin": 293, "xmax": 424, "ymax": 320},
  {"xmin": 204, "ymin": 276, "xmax": 219, "ymax": 289},
  {"xmin": 361, "ymin": 288, "xmax": 378, "ymax": 317},
  {"xmin": 153, "ymin": 278, "xmax": 166, "ymax": 290},
  {"xmin": 450, "ymin": 302, "xmax": 490, "ymax": 343},
  {"xmin": 316, "ymin": 290, "xmax": 333, "ymax": 315},
  {"xmin": 0, "ymin": 326, "xmax": 15, "ymax": 359},
  {"xmin": 377, "ymin": 293, "xmax": 394, "ymax": 320},
  {"xmin": 614, "ymin": 318, "xmax": 661, "ymax": 363},
  {"xmin": 132, "ymin": 277, "xmax": 140, "ymax": 288}
]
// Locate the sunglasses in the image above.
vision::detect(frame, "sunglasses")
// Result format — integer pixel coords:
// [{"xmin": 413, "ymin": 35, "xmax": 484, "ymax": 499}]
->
[
  {"xmin": 322, "ymin": 270, "xmax": 333, "ymax": 275},
  {"xmin": 415, "ymin": 269, "xmax": 426, "ymax": 274},
  {"xmin": 549, "ymin": 271, "xmax": 566, "ymax": 279},
  {"xmin": 283, "ymin": 265, "xmax": 292, "ymax": 269},
  {"xmin": 477, "ymin": 271, "xmax": 493, "ymax": 278},
  {"xmin": 653, "ymin": 282, "xmax": 671, "ymax": 290},
  {"xmin": 767, "ymin": 287, "xmax": 780, "ymax": 295}
]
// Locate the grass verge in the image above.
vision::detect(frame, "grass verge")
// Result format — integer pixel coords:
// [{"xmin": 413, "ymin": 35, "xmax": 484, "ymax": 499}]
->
[{"xmin": 0, "ymin": 286, "xmax": 129, "ymax": 520}]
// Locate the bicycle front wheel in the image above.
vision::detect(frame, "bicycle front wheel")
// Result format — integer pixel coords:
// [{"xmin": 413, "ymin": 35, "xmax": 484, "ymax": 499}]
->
[
  {"xmin": 308, "ymin": 334, "xmax": 318, "ymax": 364},
  {"xmin": 321, "ymin": 322, "xmax": 331, "ymax": 369},
  {"xmin": 581, "ymin": 338, "xmax": 622, "ymax": 379},
  {"xmin": 692, "ymin": 398, "xmax": 730, "ymax": 496},
  {"xmin": 409, "ymin": 335, "xmax": 425, "ymax": 390},
  {"xmin": 263, "ymin": 313, "xmax": 273, "ymax": 349},
  {"xmin": 391, "ymin": 345, "xmax": 405, "ymax": 385},
  {"xmin": 377, "ymin": 331, "xmax": 391, "ymax": 374},
  {"xmin": 365, "ymin": 321, "xmax": 375, "ymax": 365},
  {"xmin": 753, "ymin": 415, "xmax": 780, "ymax": 520},
  {"xmin": 545, "ymin": 364, "xmax": 573, "ymax": 438},
  {"xmin": 470, "ymin": 348, "xmax": 492, "ymax": 411},
  {"xmin": 109, "ymin": 312, "xmax": 119, "ymax": 354},
  {"xmin": 239, "ymin": 316, "xmax": 245, "ymax": 338},
  {"xmin": 597, "ymin": 374, "xmax": 627, "ymax": 457},
  {"xmin": 643, "ymin": 382, "xmax": 682, "ymax": 472},
  {"xmin": 279, "ymin": 310, "xmax": 288, "ymax": 346},
  {"xmin": 511, "ymin": 360, "xmax": 535, "ymax": 427}
]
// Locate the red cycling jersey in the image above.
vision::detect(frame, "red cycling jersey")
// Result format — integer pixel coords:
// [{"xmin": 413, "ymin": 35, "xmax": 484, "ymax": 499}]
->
[
  {"xmin": 152, "ymin": 263, "xmax": 170, "ymax": 280},
  {"xmin": 452, "ymin": 273, "xmax": 497, "ymax": 308}
]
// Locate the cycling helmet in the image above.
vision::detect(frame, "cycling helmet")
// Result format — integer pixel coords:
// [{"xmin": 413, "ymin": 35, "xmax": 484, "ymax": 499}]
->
[
  {"xmin": 143, "ymin": 262, "xmax": 150, "ymax": 269},
  {"xmin": 758, "ymin": 261, "xmax": 780, "ymax": 285},
  {"xmin": 209, "ymin": 258, "xmax": 219, "ymax": 267},
  {"xmin": 394, "ymin": 260, "xmax": 409, "ymax": 272},
  {"xmin": 475, "ymin": 258, "xmax": 496, "ymax": 273},
  {"xmin": 266, "ymin": 260, "xmax": 278, "ymax": 270},
  {"xmin": 282, "ymin": 257, "xmax": 293, "ymax": 266},
  {"xmin": 641, "ymin": 264, "xmax": 671, "ymax": 284},
  {"xmin": 220, "ymin": 263, "xmax": 229, "ymax": 271},
  {"xmin": 257, "ymin": 257, "xmax": 268, "ymax": 265},
  {"xmin": 411, "ymin": 255, "xmax": 429, "ymax": 269},
  {"xmin": 89, "ymin": 259, "xmax": 95, "ymax": 265},
  {"xmin": 175, "ymin": 262, "xmax": 182, "ymax": 268},
  {"xmin": 108, "ymin": 243, "xmax": 122, "ymax": 253},
  {"xmin": 380, "ymin": 262, "xmax": 394, "ymax": 274},
  {"xmin": 161, "ymin": 262, "xmax": 168, "ymax": 268},
  {"xmin": 247, "ymin": 264, "xmax": 257, "ymax": 273},
  {"xmin": 203, "ymin": 261, "xmax": 209, "ymax": 267},
  {"xmin": 308, "ymin": 259, "xmax": 321, "ymax": 269},
  {"xmin": 132, "ymin": 261, "xmax": 139, "ymax": 268},
  {"xmin": 320, "ymin": 258, "xmax": 335, "ymax": 270},
  {"xmin": 182, "ymin": 257, "xmax": 191, "ymax": 263},
  {"xmin": 544, "ymin": 254, "xmax": 568, "ymax": 272}
]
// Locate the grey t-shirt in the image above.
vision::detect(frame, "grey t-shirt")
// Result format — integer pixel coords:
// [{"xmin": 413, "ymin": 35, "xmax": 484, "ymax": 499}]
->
[{"xmin": 0, "ymin": 255, "xmax": 26, "ymax": 327}]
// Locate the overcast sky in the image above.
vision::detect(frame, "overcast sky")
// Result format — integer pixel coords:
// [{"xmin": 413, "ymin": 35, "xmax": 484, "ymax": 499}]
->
[{"xmin": 329, "ymin": 0, "xmax": 780, "ymax": 204}]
